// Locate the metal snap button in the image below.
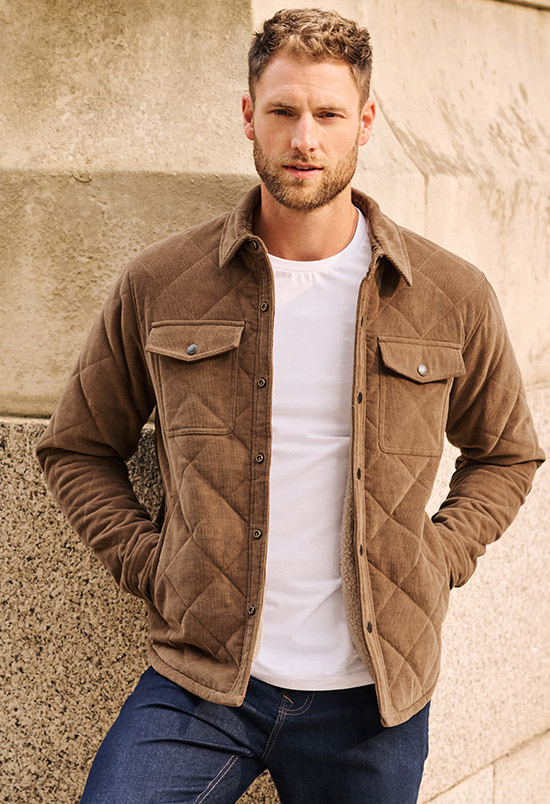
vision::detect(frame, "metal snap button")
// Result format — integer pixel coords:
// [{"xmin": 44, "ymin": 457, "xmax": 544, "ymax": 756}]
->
[
  {"xmin": 248, "ymin": 605, "xmax": 257, "ymax": 615},
  {"xmin": 257, "ymin": 378, "xmax": 266, "ymax": 388},
  {"xmin": 255, "ymin": 453, "xmax": 265, "ymax": 463},
  {"xmin": 417, "ymin": 363, "xmax": 428, "ymax": 377},
  {"xmin": 260, "ymin": 302, "xmax": 269, "ymax": 312},
  {"xmin": 186, "ymin": 343, "xmax": 198, "ymax": 355},
  {"xmin": 250, "ymin": 240, "xmax": 258, "ymax": 250},
  {"xmin": 253, "ymin": 529, "xmax": 262, "ymax": 539}
]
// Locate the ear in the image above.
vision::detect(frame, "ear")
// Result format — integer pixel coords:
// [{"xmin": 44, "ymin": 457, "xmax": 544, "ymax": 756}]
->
[
  {"xmin": 358, "ymin": 98, "xmax": 376, "ymax": 147},
  {"xmin": 242, "ymin": 93, "xmax": 255, "ymax": 141}
]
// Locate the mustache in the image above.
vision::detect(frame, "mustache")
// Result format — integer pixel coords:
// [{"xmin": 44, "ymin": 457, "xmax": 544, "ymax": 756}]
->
[{"xmin": 278, "ymin": 154, "xmax": 326, "ymax": 166}]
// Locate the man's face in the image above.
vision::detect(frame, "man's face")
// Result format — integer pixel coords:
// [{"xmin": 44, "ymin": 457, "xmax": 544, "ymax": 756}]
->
[{"xmin": 242, "ymin": 54, "xmax": 375, "ymax": 211}]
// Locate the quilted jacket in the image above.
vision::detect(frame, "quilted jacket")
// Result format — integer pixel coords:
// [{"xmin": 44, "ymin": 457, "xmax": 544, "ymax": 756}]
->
[{"xmin": 36, "ymin": 185, "xmax": 544, "ymax": 727}]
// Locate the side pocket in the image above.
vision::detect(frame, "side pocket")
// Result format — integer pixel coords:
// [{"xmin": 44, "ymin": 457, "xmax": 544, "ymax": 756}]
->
[
  {"xmin": 146, "ymin": 537, "xmax": 163, "ymax": 606},
  {"xmin": 422, "ymin": 515, "xmax": 453, "ymax": 591}
]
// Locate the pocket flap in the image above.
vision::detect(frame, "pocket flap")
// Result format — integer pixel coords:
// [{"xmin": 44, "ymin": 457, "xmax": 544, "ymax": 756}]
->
[
  {"xmin": 146, "ymin": 320, "xmax": 245, "ymax": 361},
  {"xmin": 379, "ymin": 338, "xmax": 465, "ymax": 383}
]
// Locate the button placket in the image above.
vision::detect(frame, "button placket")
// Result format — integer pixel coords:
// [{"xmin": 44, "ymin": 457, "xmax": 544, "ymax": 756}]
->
[{"xmin": 350, "ymin": 270, "xmax": 379, "ymax": 674}]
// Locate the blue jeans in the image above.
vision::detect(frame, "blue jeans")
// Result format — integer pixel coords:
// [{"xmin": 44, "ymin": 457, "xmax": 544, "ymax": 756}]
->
[{"xmin": 80, "ymin": 667, "xmax": 429, "ymax": 804}]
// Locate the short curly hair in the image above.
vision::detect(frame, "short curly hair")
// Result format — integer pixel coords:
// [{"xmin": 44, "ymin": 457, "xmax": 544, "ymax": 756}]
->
[{"xmin": 248, "ymin": 8, "xmax": 373, "ymax": 104}]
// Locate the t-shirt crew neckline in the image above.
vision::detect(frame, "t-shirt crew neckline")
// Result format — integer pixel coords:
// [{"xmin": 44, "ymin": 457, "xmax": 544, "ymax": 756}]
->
[{"xmin": 267, "ymin": 207, "xmax": 368, "ymax": 274}]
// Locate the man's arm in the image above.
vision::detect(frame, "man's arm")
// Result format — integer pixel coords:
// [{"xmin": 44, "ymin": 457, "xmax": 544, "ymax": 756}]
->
[
  {"xmin": 36, "ymin": 267, "xmax": 160, "ymax": 601},
  {"xmin": 433, "ymin": 278, "xmax": 545, "ymax": 588}
]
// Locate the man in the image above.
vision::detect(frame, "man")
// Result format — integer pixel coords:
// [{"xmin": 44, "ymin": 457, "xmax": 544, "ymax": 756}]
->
[{"xmin": 36, "ymin": 8, "xmax": 544, "ymax": 804}]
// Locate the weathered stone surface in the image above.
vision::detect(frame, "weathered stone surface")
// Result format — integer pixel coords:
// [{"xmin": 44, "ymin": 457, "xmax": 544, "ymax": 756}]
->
[
  {"xmin": 3, "ymin": 0, "xmax": 550, "ymax": 412},
  {"xmin": 419, "ymin": 385, "xmax": 550, "ymax": 800},
  {"xmin": 238, "ymin": 773, "xmax": 280, "ymax": 804},
  {"xmin": 0, "ymin": 420, "xmax": 156, "ymax": 802},
  {"xmin": 494, "ymin": 730, "xmax": 550, "ymax": 804},
  {"xmin": 0, "ymin": 0, "xmax": 252, "ymax": 175},
  {"xmin": 423, "ymin": 767, "xmax": 494, "ymax": 804},
  {"xmin": 0, "ymin": 170, "xmax": 257, "ymax": 416}
]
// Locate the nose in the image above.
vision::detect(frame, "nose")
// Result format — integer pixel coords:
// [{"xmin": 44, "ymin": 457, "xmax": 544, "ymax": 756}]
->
[{"xmin": 290, "ymin": 114, "xmax": 318, "ymax": 153}]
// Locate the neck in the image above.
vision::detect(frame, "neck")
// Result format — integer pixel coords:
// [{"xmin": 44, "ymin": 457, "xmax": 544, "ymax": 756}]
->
[{"xmin": 252, "ymin": 184, "xmax": 358, "ymax": 261}]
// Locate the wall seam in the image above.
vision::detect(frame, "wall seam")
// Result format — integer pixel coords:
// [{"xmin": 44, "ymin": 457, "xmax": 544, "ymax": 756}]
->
[
  {"xmin": 425, "ymin": 727, "xmax": 550, "ymax": 802},
  {"xmin": 492, "ymin": 0, "xmax": 550, "ymax": 10}
]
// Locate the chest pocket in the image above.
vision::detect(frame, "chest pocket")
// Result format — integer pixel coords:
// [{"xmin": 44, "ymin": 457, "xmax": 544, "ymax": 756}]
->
[
  {"xmin": 146, "ymin": 320, "xmax": 245, "ymax": 436},
  {"xmin": 378, "ymin": 337, "xmax": 465, "ymax": 456}
]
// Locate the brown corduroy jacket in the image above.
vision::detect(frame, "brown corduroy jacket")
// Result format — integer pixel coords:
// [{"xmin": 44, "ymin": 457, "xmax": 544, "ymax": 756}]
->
[{"xmin": 36, "ymin": 186, "xmax": 544, "ymax": 727}]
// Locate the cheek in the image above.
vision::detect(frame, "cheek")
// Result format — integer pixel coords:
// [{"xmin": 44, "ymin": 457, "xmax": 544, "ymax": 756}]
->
[{"xmin": 255, "ymin": 124, "xmax": 285, "ymax": 152}]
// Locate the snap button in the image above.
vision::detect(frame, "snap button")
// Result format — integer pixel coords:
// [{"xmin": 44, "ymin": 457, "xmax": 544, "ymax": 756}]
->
[
  {"xmin": 248, "ymin": 605, "xmax": 257, "ymax": 615},
  {"xmin": 257, "ymin": 378, "xmax": 266, "ymax": 388},
  {"xmin": 260, "ymin": 302, "xmax": 269, "ymax": 312},
  {"xmin": 250, "ymin": 240, "xmax": 258, "ymax": 250},
  {"xmin": 186, "ymin": 343, "xmax": 198, "ymax": 356},
  {"xmin": 253, "ymin": 529, "xmax": 263, "ymax": 539},
  {"xmin": 417, "ymin": 363, "xmax": 428, "ymax": 377},
  {"xmin": 255, "ymin": 453, "xmax": 265, "ymax": 463}
]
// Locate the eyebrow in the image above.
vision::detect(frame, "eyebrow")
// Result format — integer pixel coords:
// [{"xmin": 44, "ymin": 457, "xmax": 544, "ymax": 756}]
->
[{"xmin": 264, "ymin": 100, "xmax": 346, "ymax": 113}]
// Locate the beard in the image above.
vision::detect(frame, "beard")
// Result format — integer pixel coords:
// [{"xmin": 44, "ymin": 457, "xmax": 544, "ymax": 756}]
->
[{"xmin": 253, "ymin": 136, "xmax": 359, "ymax": 211}]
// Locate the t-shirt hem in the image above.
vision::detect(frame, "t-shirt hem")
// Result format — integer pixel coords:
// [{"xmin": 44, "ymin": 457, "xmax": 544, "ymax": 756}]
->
[{"xmin": 250, "ymin": 669, "xmax": 374, "ymax": 691}]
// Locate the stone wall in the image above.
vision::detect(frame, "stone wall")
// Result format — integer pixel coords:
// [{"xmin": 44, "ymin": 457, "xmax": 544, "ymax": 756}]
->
[{"xmin": 1, "ymin": 1, "xmax": 549, "ymax": 802}]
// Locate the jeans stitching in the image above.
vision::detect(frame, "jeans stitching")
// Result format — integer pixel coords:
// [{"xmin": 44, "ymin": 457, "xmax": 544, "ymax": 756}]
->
[
  {"xmin": 192, "ymin": 753, "xmax": 239, "ymax": 804},
  {"xmin": 262, "ymin": 695, "xmax": 291, "ymax": 762},
  {"xmin": 284, "ymin": 692, "xmax": 315, "ymax": 717}
]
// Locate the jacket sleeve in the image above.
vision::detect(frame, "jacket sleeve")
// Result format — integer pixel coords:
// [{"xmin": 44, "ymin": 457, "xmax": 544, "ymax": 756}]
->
[
  {"xmin": 36, "ymin": 267, "xmax": 160, "ymax": 601},
  {"xmin": 433, "ymin": 278, "xmax": 545, "ymax": 588}
]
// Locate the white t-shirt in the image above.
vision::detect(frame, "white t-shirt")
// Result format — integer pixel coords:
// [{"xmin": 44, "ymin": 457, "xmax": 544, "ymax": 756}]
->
[{"xmin": 251, "ymin": 210, "xmax": 374, "ymax": 690}]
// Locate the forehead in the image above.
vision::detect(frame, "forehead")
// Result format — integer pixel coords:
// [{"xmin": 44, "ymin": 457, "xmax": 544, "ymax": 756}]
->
[{"xmin": 254, "ymin": 53, "xmax": 359, "ymax": 106}]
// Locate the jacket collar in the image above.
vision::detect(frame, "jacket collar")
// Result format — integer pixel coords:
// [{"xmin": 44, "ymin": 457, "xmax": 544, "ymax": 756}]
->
[{"xmin": 219, "ymin": 184, "xmax": 412, "ymax": 286}]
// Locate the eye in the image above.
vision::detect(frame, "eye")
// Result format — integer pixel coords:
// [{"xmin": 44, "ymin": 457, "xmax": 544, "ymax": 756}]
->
[
  {"xmin": 273, "ymin": 109, "xmax": 292, "ymax": 116},
  {"xmin": 320, "ymin": 112, "xmax": 338, "ymax": 119}
]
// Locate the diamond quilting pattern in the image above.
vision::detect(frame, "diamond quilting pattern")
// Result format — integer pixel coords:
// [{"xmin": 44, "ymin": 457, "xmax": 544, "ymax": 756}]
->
[
  {"xmin": 36, "ymin": 188, "xmax": 542, "ymax": 723},
  {"xmin": 350, "ymin": 252, "xmax": 477, "ymax": 714},
  {"xmin": 144, "ymin": 254, "xmax": 268, "ymax": 689}
]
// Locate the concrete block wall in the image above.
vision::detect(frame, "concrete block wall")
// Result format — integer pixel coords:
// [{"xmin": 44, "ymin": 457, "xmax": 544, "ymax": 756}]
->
[{"xmin": 1, "ymin": 1, "xmax": 549, "ymax": 801}]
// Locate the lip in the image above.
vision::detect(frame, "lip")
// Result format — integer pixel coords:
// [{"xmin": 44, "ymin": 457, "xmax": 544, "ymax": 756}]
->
[{"xmin": 283, "ymin": 164, "xmax": 323, "ymax": 177}]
